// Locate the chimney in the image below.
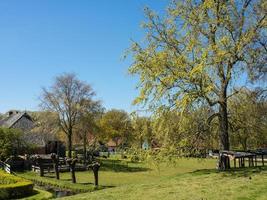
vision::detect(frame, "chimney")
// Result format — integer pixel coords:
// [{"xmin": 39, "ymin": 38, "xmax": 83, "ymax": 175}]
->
[{"xmin": 8, "ymin": 110, "xmax": 19, "ymax": 117}]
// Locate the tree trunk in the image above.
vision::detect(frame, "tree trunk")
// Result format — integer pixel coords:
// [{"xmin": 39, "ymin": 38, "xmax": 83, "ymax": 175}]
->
[
  {"xmin": 241, "ymin": 130, "xmax": 248, "ymax": 151},
  {"xmin": 218, "ymin": 87, "xmax": 230, "ymax": 170},
  {"xmin": 54, "ymin": 162, "xmax": 60, "ymax": 180},
  {"xmin": 92, "ymin": 162, "xmax": 100, "ymax": 186},
  {"xmin": 66, "ymin": 158, "xmax": 77, "ymax": 183},
  {"xmin": 83, "ymin": 134, "xmax": 87, "ymax": 165},
  {"xmin": 51, "ymin": 154, "xmax": 60, "ymax": 180},
  {"xmin": 218, "ymin": 82, "xmax": 230, "ymax": 151},
  {"xmin": 40, "ymin": 166, "xmax": 44, "ymax": 177},
  {"xmin": 70, "ymin": 166, "xmax": 76, "ymax": 183},
  {"xmin": 219, "ymin": 100, "xmax": 230, "ymax": 151},
  {"xmin": 67, "ymin": 134, "xmax": 72, "ymax": 158}
]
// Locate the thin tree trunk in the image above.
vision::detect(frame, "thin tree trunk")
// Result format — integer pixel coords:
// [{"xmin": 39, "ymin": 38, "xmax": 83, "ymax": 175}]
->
[
  {"xmin": 83, "ymin": 133, "xmax": 87, "ymax": 164},
  {"xmin": 242, "ymin": 130, "xmax": 248, "ymax": 151},
  {"xmin": 92, "ymin": 162, "xmax": 100, "ymax": 186},
  {"xmin": 67, "ymin": 133, "xmax": 72, "ymax": 158},
  {"xmin": 71, "ymin": 166, "xmax": 76, "ymax": 183}
]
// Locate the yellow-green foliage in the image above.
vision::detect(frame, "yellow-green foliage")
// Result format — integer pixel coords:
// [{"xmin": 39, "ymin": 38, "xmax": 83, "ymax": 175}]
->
[
  {"xmin": 0, "ymin": 170, "xmax": 34, "ymax": 200},
  {"xmin": 129, "ymin": 0, "xmax": 267, "ymax": 113}
]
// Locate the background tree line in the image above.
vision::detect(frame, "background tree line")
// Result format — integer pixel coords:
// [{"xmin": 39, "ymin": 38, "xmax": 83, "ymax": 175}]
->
[
  {"xmin": 38, "ymin": 75, "xmax": 267, "ymax": 157},
  {"xmin": 0, "ymin": 77, "xmax": 266, "ymax": 161}
]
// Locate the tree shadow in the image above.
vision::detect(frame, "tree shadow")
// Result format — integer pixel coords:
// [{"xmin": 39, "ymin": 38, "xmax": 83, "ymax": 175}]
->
[
  {"xmin": 100, "ymin": 160, "xmax": 151, "ymax": 173},
  {"xmin": 190, "ymin": 166, "xmax": 267, "ymax": 178},
  {"xmin": 80, "ymin": 182, "xmax": 115, "ymax": 189},
  {"xmin": 190, "ymin": 168, "xmax": 218, "ymax": 176},
  {"xmin": 224, "ymin": 166, "xmax": 267, "ymax": 178}
]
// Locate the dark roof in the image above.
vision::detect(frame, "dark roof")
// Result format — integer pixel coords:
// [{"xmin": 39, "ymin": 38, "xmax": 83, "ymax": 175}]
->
[
  {"xmin": 0, "ymin": 112, "xmax": 32, "ymax": 128},
  {"xmin": 23, "ymin": 132, "xmax": 46, "ymax": 147}
]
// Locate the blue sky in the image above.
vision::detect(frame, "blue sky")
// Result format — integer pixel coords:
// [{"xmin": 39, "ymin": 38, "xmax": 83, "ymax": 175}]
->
[{"xmin": 0, "ymin": 0, "xmax": 168, "ymax": 113}]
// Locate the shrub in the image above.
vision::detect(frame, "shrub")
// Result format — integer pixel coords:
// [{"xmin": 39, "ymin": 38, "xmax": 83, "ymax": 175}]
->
[
  {"xmin": 0, "ymin": 127, "xmax": 30, "ymax": 161},
  {"xmin": 0, "ymin": 171, "xmax": 34, "ymax": 200}
]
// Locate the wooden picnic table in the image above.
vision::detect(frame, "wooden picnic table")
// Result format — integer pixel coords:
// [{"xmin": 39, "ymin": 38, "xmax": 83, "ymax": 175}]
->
[{"xmin": 220, "ymin": 149, "xmax": 266, "ymax": 168}]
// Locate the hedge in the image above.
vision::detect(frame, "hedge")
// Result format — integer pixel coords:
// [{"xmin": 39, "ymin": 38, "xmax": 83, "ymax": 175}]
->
[
  {"xmin": 20, "ymin": 188, "xmax": 53, "ymax": 200},
  {"xmin": 0, "ymin": 171, "xmax": 34, "ymax": 200}
]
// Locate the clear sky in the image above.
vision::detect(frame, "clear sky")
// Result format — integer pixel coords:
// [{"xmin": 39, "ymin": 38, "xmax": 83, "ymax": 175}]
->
[{"xmin": 0, "ymin": 0, "xmax": 168, "ymax": 114}]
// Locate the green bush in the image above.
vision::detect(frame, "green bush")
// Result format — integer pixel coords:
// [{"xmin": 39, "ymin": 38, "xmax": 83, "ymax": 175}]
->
[
  {"xmin": 0, "ymin": 171, "xmax": 34, "ymax": 200},
  {"xmin": 0, "ymin": 128, "xmax": 24, "ymax": 160}
]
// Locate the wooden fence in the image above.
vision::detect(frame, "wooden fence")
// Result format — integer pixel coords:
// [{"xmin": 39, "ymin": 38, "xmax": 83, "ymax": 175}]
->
[{"xmin": 0, "ymin": 160, "xmax": 12, "ymax": 173}]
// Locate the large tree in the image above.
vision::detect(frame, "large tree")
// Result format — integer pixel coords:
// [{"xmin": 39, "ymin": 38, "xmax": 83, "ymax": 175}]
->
[
  {"xmin": 99, "ymin": 109, "xmax": 133, "ymax": 148},
  {"xmin": 129, "ymin": 0, "xmax": 267, "ymax": 154},
  {"xmin": 131, "ymin": 115, "xmax": 153, "ymax": 148},
  {"xmin": 40, "ymin": 73, "xmax": 96, "ymax": 158},
  {"xmin": 229, "ymin": 88, "xmax": 267, "ymax": 150},
  {"xmin": 75, "ymin": 99, "xmax": 104, "ymax": 163}
]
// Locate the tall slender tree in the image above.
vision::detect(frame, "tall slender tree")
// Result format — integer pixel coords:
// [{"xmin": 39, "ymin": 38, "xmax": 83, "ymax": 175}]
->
[{"xmin": 40, "ymin": 73, "xmax": 96, "ymax": 158}]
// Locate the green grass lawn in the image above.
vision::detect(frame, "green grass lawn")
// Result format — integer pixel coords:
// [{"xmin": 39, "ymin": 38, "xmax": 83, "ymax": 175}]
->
[
  {"xmin": 61, "ymin": 166, "xmax": 267, "ymax": 200},
  {"xmin": 18, "ymin": 158, "xmax": 215, "ymax": 190},
  {"xmin": 17, "ymin": 158, "xmax": 267, "ymax": 200}
]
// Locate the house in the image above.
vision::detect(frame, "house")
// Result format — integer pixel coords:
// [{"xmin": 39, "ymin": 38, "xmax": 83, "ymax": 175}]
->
[
  {"xmin": 142, "ymin": 139, "xmax": 149, "ymax": 150},
  {"xmin": 0, "ymin": 110, "xmax": 34, "ymax": 131},
  {"xmin": 141, "ymin": 139, "xmax": 160, "ymax": 150},
  {"xmin": 107, "ymin": 137, "xmax": 122, "ymax": 152},
  {"xmin": 0, "ymin": 110, "xmax": 46, "ymax": 153},
  {"xmin": 0, "ymin": 110, "xmax": 63, "ymax": 155}
]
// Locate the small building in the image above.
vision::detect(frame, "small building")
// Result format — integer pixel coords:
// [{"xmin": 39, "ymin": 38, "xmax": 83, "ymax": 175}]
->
[
  {"xmin": 0, "ymin": 110, "xmax": 34, "ymax": 131},
  {"xmin": 0, "ymin": 110, "xmax": 64, "ymax": 155},
  {"xmin": 107, "ymin": 138, "xmax": 122, "ymax": 152},
  {"xmin": 142, "ymin": 139, "xmax": 149, "ymax": 150}
]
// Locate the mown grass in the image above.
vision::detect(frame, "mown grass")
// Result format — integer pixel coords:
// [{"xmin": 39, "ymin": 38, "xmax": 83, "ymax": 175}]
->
[
  {"xmin": 17, "ymin": 158, "xmax": 215, "ymax": 199},
  {"xmin": 17, "ymin": 158, "xmax": 267, "ymax": 200},
  {"xmin": 19, "ymin": 158, "xmax": 215, "ymax": 189},
  {"xmin": 61, "ymin": 165, "xmax": 267, "ymax": 200}
]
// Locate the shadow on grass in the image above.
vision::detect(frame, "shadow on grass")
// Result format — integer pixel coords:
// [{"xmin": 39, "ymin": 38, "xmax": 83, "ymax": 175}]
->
[
  {"xmin": 100, "ymin": 160, "xmax": 151, "ymax": 173},
  {"xmin": 224, "ymin": 166, "xmax": 267, "ymax": 178},
  {"xmin": 190, "ymin": 168, "xmax": 218, "ymax": 176},
  {"xmin": 80, "ymin": 182, "xmax": 115, "ymax": 188},
  {"xmin": 190, "ymin": 166, "xmax": 267, "ymax": 178}
]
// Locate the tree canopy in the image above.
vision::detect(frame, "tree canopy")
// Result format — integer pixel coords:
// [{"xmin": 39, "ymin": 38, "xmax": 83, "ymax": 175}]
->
[
  {"xmin": 40, "ymin": 73, "xmax": 97, "ymax": 158},
  {"xmin": 99, "ymin": 109, "xmax": 133, "ymax": 147},
  {"xmin": 129, "ymin": 0, "xmax": 267, "ymax": 151}
]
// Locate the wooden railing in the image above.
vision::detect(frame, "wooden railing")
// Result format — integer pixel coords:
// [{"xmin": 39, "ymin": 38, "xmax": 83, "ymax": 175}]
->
[{"xmin": 0, "ymin": 160, "xmax": 12, "ymax": 173}]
